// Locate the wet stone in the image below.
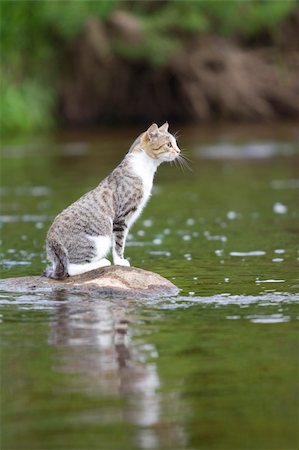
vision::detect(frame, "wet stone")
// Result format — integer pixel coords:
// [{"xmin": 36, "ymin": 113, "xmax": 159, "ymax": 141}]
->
[{"xmin": 0, "ymin": 266, "xmax": 179, "ymax": 298}]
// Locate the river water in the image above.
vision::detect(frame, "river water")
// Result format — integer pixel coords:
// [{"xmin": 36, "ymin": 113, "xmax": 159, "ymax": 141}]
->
[{"xmin": 1, "ymin": 122, "xmax": 299, "ymax": 449}]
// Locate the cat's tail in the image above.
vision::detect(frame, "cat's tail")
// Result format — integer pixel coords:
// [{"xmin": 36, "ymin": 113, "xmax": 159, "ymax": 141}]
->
[{"xmin": 43, "ymin": 239, "xmax": 69, "ymax": 279}]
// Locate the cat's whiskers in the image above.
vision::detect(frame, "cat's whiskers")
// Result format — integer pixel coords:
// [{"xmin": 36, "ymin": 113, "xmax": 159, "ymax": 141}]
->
[
  {"xmin": 174, "ymin": 130, "xmax": 182, "ymax": 140},
  {"xmin": 173, "ymin": 158, "xmax": 180, "ymax": 170},
  {"xmin": 174, "ymin": 155, "xmax": 185, "ymax": 173},
  {"xmin": 173, "ymin": 130, "xmax": 192, "ymax": 172},
  {"xmin": 180, "ymin": 148, "xmax": 192, "ymax": 162},
  {"xmin": 176, "ymin": 151, "xmax": 192, "ymax": 172}
]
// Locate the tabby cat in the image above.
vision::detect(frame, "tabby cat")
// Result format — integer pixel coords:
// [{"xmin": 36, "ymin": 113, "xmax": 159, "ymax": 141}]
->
[{"xmin": 44, "ymin": 122, "xmax": 181, "ymax": 279}]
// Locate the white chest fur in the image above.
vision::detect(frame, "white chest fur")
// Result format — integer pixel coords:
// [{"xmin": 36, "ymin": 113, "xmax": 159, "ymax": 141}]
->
[
  {"xmin": 130, "ymin": 151, "xmax": 158, "ymax": 198},
  {"xmin": 128, "ymin": 150, "xmax": 159, "ymax": 223}
]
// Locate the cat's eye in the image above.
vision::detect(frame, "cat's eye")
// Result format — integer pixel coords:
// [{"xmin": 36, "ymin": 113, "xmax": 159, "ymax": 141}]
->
[{"xmin": 167, "ymin": 142, "xmax": 172, "ymax": 147}]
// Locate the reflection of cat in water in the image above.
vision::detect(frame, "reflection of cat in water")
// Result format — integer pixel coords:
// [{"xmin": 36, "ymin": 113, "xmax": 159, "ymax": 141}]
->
[
  {"xmin": 44, "ymin": 123, "xmax": 181, "ymax": 279},
  {"xmin": 49, "ymin": 299, "xmax": 187, "ymax": 448}
]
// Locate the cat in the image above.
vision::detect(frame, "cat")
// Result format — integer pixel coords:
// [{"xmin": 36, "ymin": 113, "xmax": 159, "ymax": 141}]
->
[{"xmin": 44, "ymin": 122, "xmax": 181, "ymax": 279}]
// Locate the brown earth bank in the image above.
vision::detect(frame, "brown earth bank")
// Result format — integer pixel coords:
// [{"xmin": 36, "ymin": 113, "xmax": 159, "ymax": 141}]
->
[
  {"xmin": 0, "ymin": 266, "xmax": 179, "ymax": 299},
  {"xmin": 58, "ymin": 12, "xmax": 299, "ymax": 126}
]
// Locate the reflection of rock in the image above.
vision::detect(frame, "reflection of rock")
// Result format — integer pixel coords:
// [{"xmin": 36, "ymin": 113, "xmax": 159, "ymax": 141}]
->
[
  {"xmin": 0, "ymin": 266, "xmax": 179, "ymax": 298},
  {"xmin": 49, "ymin": 299, "xmax": 187, "ymax": 449}
]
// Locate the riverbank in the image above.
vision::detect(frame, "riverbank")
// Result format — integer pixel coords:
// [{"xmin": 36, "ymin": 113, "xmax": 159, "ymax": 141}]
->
[
  {"xmin": 1, "ymin": 2, "xmax": 299, "ymax": 133},
  {"xmin": 60, "ymin": 26, "xmax": 299, "ymax": 125}
]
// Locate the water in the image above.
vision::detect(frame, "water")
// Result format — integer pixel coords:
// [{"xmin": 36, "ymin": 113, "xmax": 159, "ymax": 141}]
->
[{"xmin": 1, "ymin": 122, "xmax": 299, "ymax": 449}]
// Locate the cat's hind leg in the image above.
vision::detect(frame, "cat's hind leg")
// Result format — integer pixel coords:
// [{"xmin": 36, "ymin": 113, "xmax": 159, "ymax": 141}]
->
[
  {"xmin": 68, "ymin": 258, "xmax": 111, "ymax": 276},
  {"xmin": 68, "ymin": 235, "xmax": 112, "ymax": 276}
]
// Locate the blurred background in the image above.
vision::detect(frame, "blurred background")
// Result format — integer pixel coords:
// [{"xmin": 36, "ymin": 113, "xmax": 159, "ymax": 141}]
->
[{"xmin": 1, "ymin": 0, "xmax": 299, "ymax": 134}]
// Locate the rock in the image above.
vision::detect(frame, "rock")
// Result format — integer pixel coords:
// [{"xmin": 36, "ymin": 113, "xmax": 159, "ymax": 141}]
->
[{"xmin": 0, "ymin": 266, "xmax": 179, "ymax": 298}]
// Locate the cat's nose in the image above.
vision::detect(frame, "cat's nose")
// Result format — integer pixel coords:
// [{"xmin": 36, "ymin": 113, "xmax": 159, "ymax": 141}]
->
[{"xmin": 176, "ymin": 148, "xmax": 181, "ymax": 154}]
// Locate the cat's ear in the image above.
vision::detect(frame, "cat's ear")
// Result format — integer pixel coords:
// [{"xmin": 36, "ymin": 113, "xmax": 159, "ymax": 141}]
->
[
  {"xmin": 146, "ymin": 123, "xmax": 159, "ymax": 141},
  {"xmin": 159, "ymin": 122, "xmax": 169, "ymax": 132}
]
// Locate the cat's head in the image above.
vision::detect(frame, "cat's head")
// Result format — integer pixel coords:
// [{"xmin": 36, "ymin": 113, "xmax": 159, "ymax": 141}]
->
[{"xmin": 140, "ymin": 123, "xmax": 180, "ymax": 162}]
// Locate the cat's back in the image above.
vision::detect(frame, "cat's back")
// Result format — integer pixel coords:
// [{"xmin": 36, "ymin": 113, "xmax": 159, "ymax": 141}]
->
[{"xmin": 47, "ymin": 180, "xmax": 112, "ymax": 236}]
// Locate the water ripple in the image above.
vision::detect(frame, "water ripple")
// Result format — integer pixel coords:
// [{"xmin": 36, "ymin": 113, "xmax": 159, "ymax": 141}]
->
[{"xmin": 1, "ymin": 291, "xmax": 298, "ymax": 314}]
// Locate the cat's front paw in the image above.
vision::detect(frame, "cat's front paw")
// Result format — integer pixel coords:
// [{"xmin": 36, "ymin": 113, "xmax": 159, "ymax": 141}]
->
[{"xmin": 114, "ymin": 258, "xmax": 130, "ymax": 267}]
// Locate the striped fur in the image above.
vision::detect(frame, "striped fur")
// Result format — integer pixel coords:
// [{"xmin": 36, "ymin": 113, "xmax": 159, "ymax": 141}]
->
[{"xmin": 44, "ymin": 123, "xmax": 180, "ymax": 278}]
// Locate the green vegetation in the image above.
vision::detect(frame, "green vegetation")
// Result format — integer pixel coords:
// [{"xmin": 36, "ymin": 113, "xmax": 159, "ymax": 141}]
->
[
  {"xmin": 1, "ymin": 0, "xmax": 297, "ymax": 133},
  {"xmin": 0, "ymin": 1, "xmax": 117, "ymax": 133}
]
